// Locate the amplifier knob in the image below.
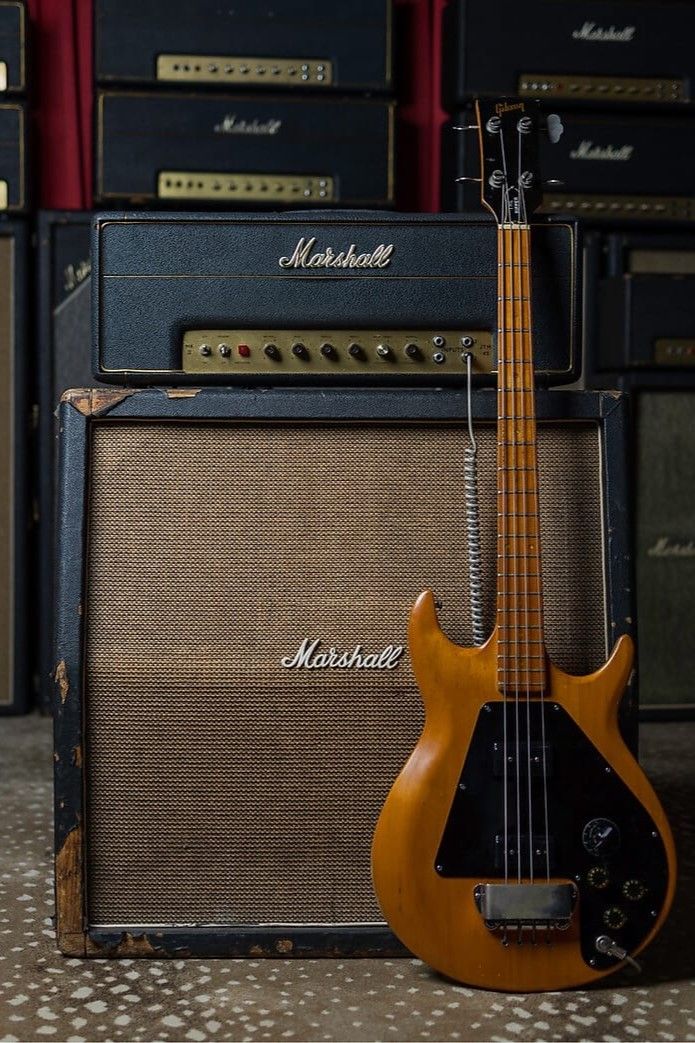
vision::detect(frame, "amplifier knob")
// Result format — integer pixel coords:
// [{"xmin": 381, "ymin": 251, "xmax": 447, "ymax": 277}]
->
[
  {"xmin": 405, "ymin": 343, "xmax": 422, "ymax": 360},
  {"xmin": 623, "ymin": 879, "xmax": 647, "ymax": 902},
  {"xmin": 292, "ymin": 343, "xmax": 309, "ymax": 360},
  {"xmin": 199, "ymin": 344, "xmax": 212, "ymax": 357},
  {"xmin": 587, "ymin": 865, "xmax": 610, "ymax": 890},
  {"xmin": 320, "ymin": 343, "xmax": 337, "ymax": 360},
  {"xmin": 376, "ymin": 344, "xmax": 392, "ymax": 359},
  {"xmin": 348, "ymin": 343, "xmax": 364, "ymax": 360},
  {"xmin": 218, "ymin": 343, "xmax": 232, "ymax": 358},
  {"xmin": 264, "ymin": 343, "xmax": 280, "ymax": 360},
  {"xmin": 603, "ymin": 906, "xmax": 628, "ymax": 930}
]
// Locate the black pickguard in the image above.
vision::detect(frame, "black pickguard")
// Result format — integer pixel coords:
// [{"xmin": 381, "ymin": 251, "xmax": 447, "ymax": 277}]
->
[{"xmin": 435, "ymin": 702, "xmax": 669, "ymax": 969}]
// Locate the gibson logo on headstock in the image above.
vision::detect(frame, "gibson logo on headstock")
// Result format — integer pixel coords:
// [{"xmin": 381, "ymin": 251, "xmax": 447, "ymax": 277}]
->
[
  {"xmin": 569, "ymin": 140, "xmax": 634, "ymax": 161},
  {"xmin": 495, "ymin": 101, "xmax": 525, "ymax": 116},
  {"xmin": 278, "ymin": 236, "xmax": 394, "ymax": 269},
  {"xmin": 280, "ymin": 638, "xmax": 404, "ymax": 670},
  {"xmin": 572, "ymin": 21, "xmax": 636, "ymax": 42}
]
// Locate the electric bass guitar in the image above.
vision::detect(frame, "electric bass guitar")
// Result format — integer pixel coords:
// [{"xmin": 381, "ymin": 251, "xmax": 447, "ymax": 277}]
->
[{"xmin": 371, "ymin": 98, "xmax": 676, "ymax": 992}]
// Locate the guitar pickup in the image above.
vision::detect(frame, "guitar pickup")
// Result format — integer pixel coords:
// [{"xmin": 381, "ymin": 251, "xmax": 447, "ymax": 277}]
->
[
  {"xmin": 474, "ymin": 882, "xmax": 577, "ymax": 930},
  {"xmin": 494, "ymin": 833, "xmax": 555, "ymax": 873},
  {"xmin": 493, "ymin": 742, "xmax": 552, "ymax": 777}
]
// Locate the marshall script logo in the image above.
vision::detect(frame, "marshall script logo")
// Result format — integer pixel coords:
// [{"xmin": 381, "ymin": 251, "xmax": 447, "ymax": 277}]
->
[
  {"xmin": 278, "ymin": 236, "xmax": 394, "ymax": 270},
  {"xmin": 647, "ymin": 536, "xmax": 695, "ymax": 558},
  {"xmin": 63, "ymin": 257, "xmax": 91, "ymax": 293},
  {"xmin": 213, "ymin": 114, "xmax": 282, "ymax": 135},
  {"xmin": 281, "ymin": 638, "xmax": 404, "ymax": 670},
  {"xmin": 569, "ymin": 140, "xmax": 634, "ymax": 161},
  {"xmin": 572, "ymin": 21, "xmax": 636, "ymax": 42}
]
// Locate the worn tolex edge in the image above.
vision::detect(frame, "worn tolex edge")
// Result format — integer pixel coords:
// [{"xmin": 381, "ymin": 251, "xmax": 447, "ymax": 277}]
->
[
  {"xmin": 55, "ymin": 825, "xmax": 86, "ymax": 956},
  {"xmin": 60, "ymin": 388, "xmax": 137, "ymax": 417}
]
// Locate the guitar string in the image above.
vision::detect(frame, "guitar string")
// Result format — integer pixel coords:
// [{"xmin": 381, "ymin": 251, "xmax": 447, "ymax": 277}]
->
[
  {"xmin": 498, "ymin": 130, "xmax": 521, "ymax": 885},
  {"xmin": 517, "ymin": 142, "xmax": 552, "ymax": 887},
  {"xmin": 516, "ymin": 138, "xmax": 535, "ymax": 887},
  {"xmin": 522, "ymin": 216, "xmax": 552, "ymax": 884}
]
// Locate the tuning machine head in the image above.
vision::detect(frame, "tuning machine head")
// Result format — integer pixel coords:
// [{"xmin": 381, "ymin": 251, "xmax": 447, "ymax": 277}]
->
[{"xmin": 544, "ymin": 113, "xmax": 564, "ymax": 144}]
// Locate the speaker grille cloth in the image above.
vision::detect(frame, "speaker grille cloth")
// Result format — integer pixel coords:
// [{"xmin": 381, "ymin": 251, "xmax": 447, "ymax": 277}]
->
[{"xmin": 85, "ymin": 420, "xmax": 606, "ymax": 927}]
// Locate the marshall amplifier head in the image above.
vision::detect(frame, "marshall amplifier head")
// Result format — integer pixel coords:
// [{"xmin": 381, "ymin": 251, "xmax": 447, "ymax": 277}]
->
[
  {"xmin": 442, "ymin": 0, "xmax": 695, "ymax": 109},
  {"xmin": 0, "ymin": 2, "xmax": 26, "ymax": 94},
  {"xmin": 54, "ymin": 386, "xmax": 634, "ymax": 956},
  {"xmin": 91, "ymin": 211, "xmax": 579, "ymax": 385},
  {"xmin": 584, "ymin": 229, "xmax": 695, "ymax": 377},
  {"xmin": 95, "ymin": 91, "xmax": 395, "ymax": 208},
  {"xmin": 95, "ymin": 0, "xmax": 392, "ymax": 93},
  {"xmin": 0, "ymin": 219, "xmax": 28, "ymax": 714},
  {"xmin": 445, "ymin": 109, "xmax": 695, "ymax": 223},
  {"xmin": 37, "ymin": 211, "xmax": 101, "ymax": 714},
  {"xmin": 0, "ymin": 100, "xmax": 26, "ymax": 211}
]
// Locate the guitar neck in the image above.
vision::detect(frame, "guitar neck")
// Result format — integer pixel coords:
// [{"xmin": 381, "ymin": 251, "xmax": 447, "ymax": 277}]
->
[{"xmin": 496, "ymin": 223, "xmax": 546, "ymax": 693}]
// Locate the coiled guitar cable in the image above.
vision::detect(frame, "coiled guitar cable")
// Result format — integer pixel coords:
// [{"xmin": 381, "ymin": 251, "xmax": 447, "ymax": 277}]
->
[{"xmin": 463, "ymin": 351, "xmax": 485, "ymax": 645}]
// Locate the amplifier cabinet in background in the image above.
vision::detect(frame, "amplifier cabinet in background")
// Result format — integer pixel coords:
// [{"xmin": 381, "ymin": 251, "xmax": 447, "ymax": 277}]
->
[
  {"xmin": 445, "ymin": 110, "xmax": 695, "ymax": 224},
  {"xmin": 37, "ymin": 212, "xmax": 99, "ymax": 713},
  {"xmin": 443, "ymin": 0, "xmax": 695, "ymax": 109},
  {"xmin": 0, "ymin": 2, "xmax": 26, "ymax": 94},
  {"xmin": 92, "ymin": 212, "xmax": 579, "ymax": 385},
  {"xmin": 54, "ymin": 386, "xmax": 634, "ymax": 957},
  {"xmin": 95, "ymin": 0, "xmax": 392, "ymax": 93},
  {"xmin": 95, "ymin": 91, "xmax": 395, "ymax": 208},
  {"xmin": 584, "ymin": 229, "xmax": 695, "ymax": 374},
  {"xmin": 0, "ymin": 220, "xmax": 28, "ymax": 713},
  {"xmin": 634, "ymin": 391, "xmax": 695, "ymax": 716},
  {"xmin": 0, "ymin": 101, "xmax": 27, "ymax": 212}
]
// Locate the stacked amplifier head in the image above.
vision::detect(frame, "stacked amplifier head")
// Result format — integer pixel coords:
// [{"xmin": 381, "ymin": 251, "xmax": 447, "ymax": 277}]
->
[
  {"xmin": 437, "ymin": 0, "xmax": 695, "ymax": 222},
  {"xmin": 93, "ymin": 0, "xmax": 396, "ymax": 209},
  {"xmin": 0, "ymin": 1, "xmax": 28, "ymax": 214}
]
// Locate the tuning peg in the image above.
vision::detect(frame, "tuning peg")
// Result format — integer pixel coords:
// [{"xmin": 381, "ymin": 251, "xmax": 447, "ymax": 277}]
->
[
  {"xmin": 455, "ymin": 176, "xmax": 482, "ymax": 183},
  {"xmin": 545, "ymin": 178, "xmax": 565, "ymax": 187},
  {"xmin": 452, "ymin": 124, "xmax": 480, "ymax": 132},
  {"xmin": 545, "ymin": 113, "xmax": 564, "ymax": 144}
]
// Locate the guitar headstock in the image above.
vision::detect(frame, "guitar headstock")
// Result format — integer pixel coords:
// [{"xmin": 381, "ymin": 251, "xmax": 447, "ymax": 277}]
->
[{"xmin": 472, "ymin": 98, "xmax": 561, "ymax": 226}]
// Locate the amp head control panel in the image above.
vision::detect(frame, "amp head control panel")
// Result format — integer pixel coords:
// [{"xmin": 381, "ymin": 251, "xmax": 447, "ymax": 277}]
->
[{"xmin": 182, "ymin": 328, "xmax": 495, "ymax": 378}]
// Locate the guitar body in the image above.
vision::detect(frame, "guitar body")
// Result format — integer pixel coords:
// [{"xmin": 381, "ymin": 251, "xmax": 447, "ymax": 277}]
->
[{"xmin": 371, "ymin": 591, "xmax": 677, "ymax": 992}]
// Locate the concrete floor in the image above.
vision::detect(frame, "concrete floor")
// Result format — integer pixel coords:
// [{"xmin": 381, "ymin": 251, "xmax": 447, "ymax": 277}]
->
[{"xmin": 0, "ymin": 715, "xmax": 693, "ymax": 1043}]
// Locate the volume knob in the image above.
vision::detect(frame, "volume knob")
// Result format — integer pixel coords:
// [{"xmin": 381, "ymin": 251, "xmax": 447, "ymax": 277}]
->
[
  {"xmin": 603, "ymin": 906, "xmax": 628, "ymax": 930},
  {"xmin": 376, "ymin": 344, "xmax": 392, "ymax": 359}
]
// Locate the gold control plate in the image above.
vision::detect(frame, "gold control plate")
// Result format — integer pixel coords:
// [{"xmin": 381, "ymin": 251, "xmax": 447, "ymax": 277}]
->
[
  {"xmin": 182, "ymin": 329, "xmax": 494, "ymax": 376},
  {"xmin": 0, "ymin": 180, "xmax": 7, "ymax": 210},
  {"xmin": 541, "ymin": 193, "xmax": 695, "ymax": 221},
  {"xmin": 0, "ymin": 62, "xmax": 6, "ymax": 92},
  {"xmin": 628, "ymin": 249, "xmax": 695, "ymax": 275},
  {"xmin": 157, "ymin": 54, "xmax": 333, "ymax": 87},
  {"xmin": 158, "ymin": 172, "xmax": 334, "ymax": 203},
  {"xmin": 520, "ymin": 73, "xmax": 685, "ymax": 104},
  {"xmin": 654, "ymin": 338, "xmax": 695, "ymax": 365}
]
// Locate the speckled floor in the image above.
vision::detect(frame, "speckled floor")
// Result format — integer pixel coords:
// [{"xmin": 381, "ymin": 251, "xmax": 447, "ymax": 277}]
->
[{"xmin": 0, "ymin": 716, "xmax": 694, "ymax": 1043}]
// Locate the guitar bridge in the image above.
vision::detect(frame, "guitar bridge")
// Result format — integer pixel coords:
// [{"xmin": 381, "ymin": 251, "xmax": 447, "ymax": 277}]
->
[{"xmin": 474, "ymin": 882, "xmax": 577, "ymax": 931}]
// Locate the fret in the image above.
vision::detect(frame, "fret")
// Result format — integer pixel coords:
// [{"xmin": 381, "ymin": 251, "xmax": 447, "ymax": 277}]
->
[
  {"xmin": 497, "ymin": 591, "xmax": 543, "ymax": 599},
  {"xmin": 498, "ymin": 262, "xmax": 530, "ymax": 268},
  {"xmin": 497, "ymin": 655, "xmax": 545, "ymax": 662},
  {"xmin": 498, "ymin": 296, "xmax": 530, "ymax": 301},
  {"xmin": 498, "ymin": 573, "xmax": 542, "ymax": 579},
  {"xmin": 498, "ymin": 328, "xmax": 531, "ymax": 334},
  {"xmin": 500, "ymin": 440, "xmax": 534, "ymax": 446},
  {"xmin": 498, "ymin": 626, "xmax": 544, "ymax": 633},
  {"xmin": 497, "ymin": 552, "xmax": 538, "ymax": 558},
  {"xmin": 497, "ymin": 512, "xmax": 539, "ymax": 518},
  {"xmin": 497, "ymin": 465, "xmax": 536, "ymax": 471}
]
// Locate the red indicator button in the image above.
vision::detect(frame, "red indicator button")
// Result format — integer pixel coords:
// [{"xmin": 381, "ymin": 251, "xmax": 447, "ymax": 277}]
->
[{"xmin": 238, "ymin": 344, "xmax": 251, "ymax": 358}]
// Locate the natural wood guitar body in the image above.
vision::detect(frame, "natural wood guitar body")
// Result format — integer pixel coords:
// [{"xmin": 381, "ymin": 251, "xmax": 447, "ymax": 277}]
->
[{"xmin": 371, "ymin": 590, "xmax": 677, "ymax": 992}]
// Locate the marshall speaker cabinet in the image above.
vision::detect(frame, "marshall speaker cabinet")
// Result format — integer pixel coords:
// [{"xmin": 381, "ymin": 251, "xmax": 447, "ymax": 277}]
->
[
  {"xmin": 54, "ymin": 386, "xmax": 634, "ymax": 956},
  {"xmin": 91, "ymin": 212, "xmax": 579, "ymax": 384},
  {"xmin": 633, "ymin": 391, "xmax": 695, "ymax": 717},
  {"xmin": 95, "ymin": 92, "xmax": 395, "ymax": 208},
  {"xmin": 442, "ymin": 0, "xmax": 695, "ymax": 109},
  {"xmin": 0, "ymin": 219, "xmax": 28, "ymax": 713},
  {"xmin": 37, "ymin": 212, "xmax": 101, "ymax": 712},
  {"xmin": 0, "ymin": 2, "xmax": 26, "ymax": 94},
  {"xmin": 0, "ymin": 100, "xmax": 26, "ymax": 212},
  {"xmin": 95, "ymin": 0, "xmax": 392, "ymax": 93},
  {"xmin": 445, "ymin": 109, "xmax": 695, "ymax": 223},
  {"xmin": 584, "ymin": 229, "xmax": 695, "ymax": 375}
]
